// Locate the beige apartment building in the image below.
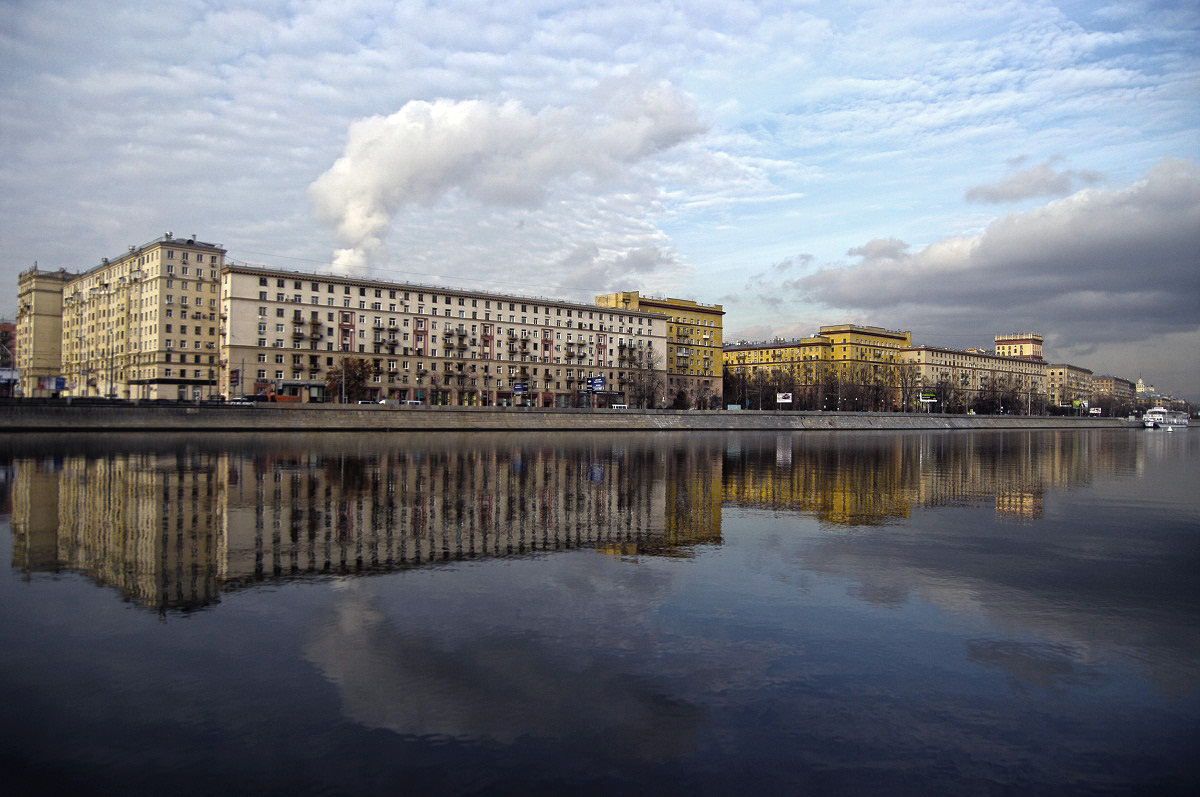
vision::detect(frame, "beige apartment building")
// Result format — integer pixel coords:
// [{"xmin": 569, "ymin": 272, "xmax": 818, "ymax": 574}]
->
[
  {"xmin": 993, "ymin": 333, "xmax": 1044, "ymax": 360},
  {"xmin": 1047, "ymin": 363, "xmax": 1094, "ymax": 408},
  {"xmin": 13, "ymin": 234, "xmax": 686, "ymax": 406},
  {"xmin": 222, "ymin": 263, "xmax": 668, "ymax": 406},
  {"xmin": 16, "ymin": 234, "xmax": 225, "ymax": 399},
  {"xmin": 594, "ymin": 291, "xmax": 724, "ymax": 408},
  {"xmin": 15, "ymin": 267, "xmax": 71, "ymax": 396},
  {"xmin": 900, "ymin": 346, "xmax": 1049, "ymax": 413},
  {"xmin": 1092, "ymin": 375, "xmax": 1135, "ymax": 410}
]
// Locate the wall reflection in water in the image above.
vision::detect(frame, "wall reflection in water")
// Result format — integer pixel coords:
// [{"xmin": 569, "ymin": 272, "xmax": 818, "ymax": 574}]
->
[
  {"xmin": 6, "ymin": 430, "xmax": 1130, "ymax": 612},
  {"xmin": 723, "ymin": 429, "xmax": 1127, "ymax": 525},
  {"xmin": 7, "ymin": 433, "xmax": 725, "ymax": 611}
]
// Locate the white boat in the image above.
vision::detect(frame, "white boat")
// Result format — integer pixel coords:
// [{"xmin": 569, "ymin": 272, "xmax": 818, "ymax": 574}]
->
[{"xmin": 1143, "ymin": 407, "xmax": 1189, "ymax": 429}]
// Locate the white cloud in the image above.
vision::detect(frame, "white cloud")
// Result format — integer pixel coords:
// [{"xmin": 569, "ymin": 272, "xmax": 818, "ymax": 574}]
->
[
  {"xmin": 1, "ymin": 0, "xmax": 1197, "ymax": 392},
  {"xmin": 309, "ymin": 76, "xmax": 707, "ymax": 274}
]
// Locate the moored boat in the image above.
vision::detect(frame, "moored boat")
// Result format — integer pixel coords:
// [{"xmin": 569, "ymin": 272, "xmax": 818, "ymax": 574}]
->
[{"xmin": 1143, "ymin": 407, "xmax": 1189, "ymax": 429}]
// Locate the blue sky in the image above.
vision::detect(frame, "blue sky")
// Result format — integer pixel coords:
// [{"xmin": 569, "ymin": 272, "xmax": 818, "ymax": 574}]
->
[{"xmin": 2, "ymin": 0, "xmax": 1197, "ymax": 397}]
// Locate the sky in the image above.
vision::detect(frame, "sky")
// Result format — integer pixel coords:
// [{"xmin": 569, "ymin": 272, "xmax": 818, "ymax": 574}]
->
[{"xmin": 2, "ymin": 0, "xmax": 1198, "ymax": 397}]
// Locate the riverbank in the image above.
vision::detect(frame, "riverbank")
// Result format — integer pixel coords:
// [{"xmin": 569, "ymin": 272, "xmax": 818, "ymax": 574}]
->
[{"xmin": 0, "ymin": 400, "xmax": 1139, "ymax": 432}]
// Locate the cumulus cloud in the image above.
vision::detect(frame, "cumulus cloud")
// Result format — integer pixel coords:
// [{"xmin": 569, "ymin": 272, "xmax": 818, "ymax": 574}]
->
[
  {"xmin": 309, "ymin": 77, "xmax": 706, "ymax": 273},
  {"xmin": 965, "ymin": 158, "xmax": 1104, "ymax": 203}
]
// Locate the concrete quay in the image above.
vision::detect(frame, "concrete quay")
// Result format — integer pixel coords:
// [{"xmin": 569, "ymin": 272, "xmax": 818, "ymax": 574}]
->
[{"xmin": 0, "ymin": 401, "xmax": 1138, "ymax": 433}]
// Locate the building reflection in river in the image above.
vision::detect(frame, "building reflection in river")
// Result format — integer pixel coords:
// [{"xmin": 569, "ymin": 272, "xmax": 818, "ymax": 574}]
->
[
  {"xmin": 722, "ymin": 429, "xmax": 1126, "ymax": 525},
  {"xmin": 7, "ymin": 433, "xmax": 725, "ymax": 611},
  {"xmin": 6, "ymin": 429, "xmax": 1128, "ymax": 612}
]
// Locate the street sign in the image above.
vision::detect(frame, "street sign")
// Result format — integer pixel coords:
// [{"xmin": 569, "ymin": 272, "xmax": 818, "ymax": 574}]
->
[
  {"xmin": 513, "ymin": 381, "xmax": 528, "ymax": 395},
  {"xmin": 919, "ymin": 391, "xmax": 938, "ymax": 403}
]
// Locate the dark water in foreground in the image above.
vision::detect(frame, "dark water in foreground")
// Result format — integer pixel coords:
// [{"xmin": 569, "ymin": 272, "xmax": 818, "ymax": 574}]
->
[{"xmin": 1, "ymin": 429, "xmax": 1197, "ymax": 795}]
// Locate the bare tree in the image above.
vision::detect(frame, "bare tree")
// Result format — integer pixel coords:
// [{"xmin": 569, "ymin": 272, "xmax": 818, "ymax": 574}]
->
[
  {"xmin": 895, "ymin": 362, "xmax": 920, "ymax": 412},
  {"xmin": 325, "ymin": 357, "xmax": 374, "ymax": 403},
  {"xmin": 626, "ymin": 344, "xmax": 664, "ymax": 408}
]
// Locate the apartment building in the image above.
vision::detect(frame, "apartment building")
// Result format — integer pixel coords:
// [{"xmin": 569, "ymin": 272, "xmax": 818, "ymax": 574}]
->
[
  {"xmin": 901, "ymin": 346, "xmax": 1049, "ymax": 412},
  {"xmin": 594, "ymin": 291, "xmax": 724, "ymax": 408},
  {"xmin": 723, "ymin": 335, "xmax": 829, "ymax": 378},
  {"xmin": 2, "ymin": 319, "xmax": 19, "ymax": 397},
  {"xmin": 222, "ymin": 264, "xmax": 668, "ymax": 406},
  {"xmin": 993, "ymin": 333, "xmax": 1044, "ymax": 360},
  {"xmin": 15, "ymin": 267, "xmax": 73, "ymax": 397},
  {"xmin": 723, "ymin": 324, "xmax": 911, "ymax": 378},
  {"xmin": 16, "ymin": 234, "xmax": 225, "ymax": 399},
  {"xmin": 1091, "ymin": 375, "xmax": 1135, "ymax": 413},
  {"xmin": 1047, "ymin": 363, "xmax": 1094, "ymax": 408}
]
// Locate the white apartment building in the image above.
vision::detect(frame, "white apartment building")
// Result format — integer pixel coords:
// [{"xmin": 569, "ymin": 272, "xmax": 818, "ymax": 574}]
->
[{"xmin": 221, "ymin": 263, "xmax": 668, "ymax": 406}]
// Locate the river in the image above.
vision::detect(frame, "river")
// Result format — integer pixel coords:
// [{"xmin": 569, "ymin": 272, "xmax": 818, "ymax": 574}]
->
[{"xmin": 2, "ymin": 428, "xmax": 1197, "ymax": 795}]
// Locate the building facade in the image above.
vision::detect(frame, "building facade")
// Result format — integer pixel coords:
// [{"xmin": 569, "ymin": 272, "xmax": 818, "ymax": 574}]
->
[
  {"xmin": 900, "ymin": 346, "xmax": 1049, "ymax": 413},
  {"xmin": 16, "ymin": 235, "xmax": 225, "ymax": 400},
  {"xmin": 1091, "ymin": 375, "xmax": 1135, "ymax": 413},
  {"xmin": 594, "ymin": 291, "xmax": 724, "ymax": 408},
  {"xmin": 15, "ymin": 267, "xmax": 72, "ymax": 397},
  {"xmin": 221, "ymin": 264, "xmax": 668, "ymax": 406},
  {"xmin": 724, "ymin": 325, "xmax": 911, "ymax": 375},
  {"xmin": 1047, "ymin": 363, "xmax": 1094, "ymax": 409},
  {"xmin": 993, "ymin": 333, "xmax": 1044, "ymax": 361},
  {"xmin": 723, "ymin": 325, "xmax": 912, "ymax": 409},
  {"xmin": 0, "ymin": 319, "xmax": 16, "ymax": 397}
]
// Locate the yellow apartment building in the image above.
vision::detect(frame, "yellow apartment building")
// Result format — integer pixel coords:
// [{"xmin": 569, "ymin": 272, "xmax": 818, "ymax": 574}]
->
[
  {"xmin": 594, "ymin": 291, "xmax": 724, "ymax": 408},
  {"xmin": 724, "ymin": 325, "xmax": 910, "ymax": 376}
]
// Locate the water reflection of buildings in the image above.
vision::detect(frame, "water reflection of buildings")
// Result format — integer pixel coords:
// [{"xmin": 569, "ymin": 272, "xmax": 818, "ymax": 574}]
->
[
  {"xmin": 723, "ymin": 430, "xmax": 1127, "ymax": 525},
  {"xmin": 7, "ymin": 430, "xmax": 1130, "ymax": 612},
  {"xmin": 8, "ymin": 435, "xmax": 724, "ymax": 612}
]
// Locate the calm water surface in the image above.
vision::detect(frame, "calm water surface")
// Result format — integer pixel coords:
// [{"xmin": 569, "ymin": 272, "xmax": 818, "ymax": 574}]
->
[{"xmin": 1, "ymin": 429, "xmax": 1197, "ymax": 795}]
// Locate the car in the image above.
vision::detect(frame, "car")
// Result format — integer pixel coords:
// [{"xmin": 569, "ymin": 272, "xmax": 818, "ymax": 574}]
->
[{"xmin": 357, "ymin": 400, "xmax": 376, "ymax": 405}]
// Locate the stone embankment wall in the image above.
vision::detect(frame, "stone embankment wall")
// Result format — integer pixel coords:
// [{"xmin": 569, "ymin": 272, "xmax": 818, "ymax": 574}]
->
[{"xmin": 0, "ymin": 402, "xmax": 1138, "ymax": 433}]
